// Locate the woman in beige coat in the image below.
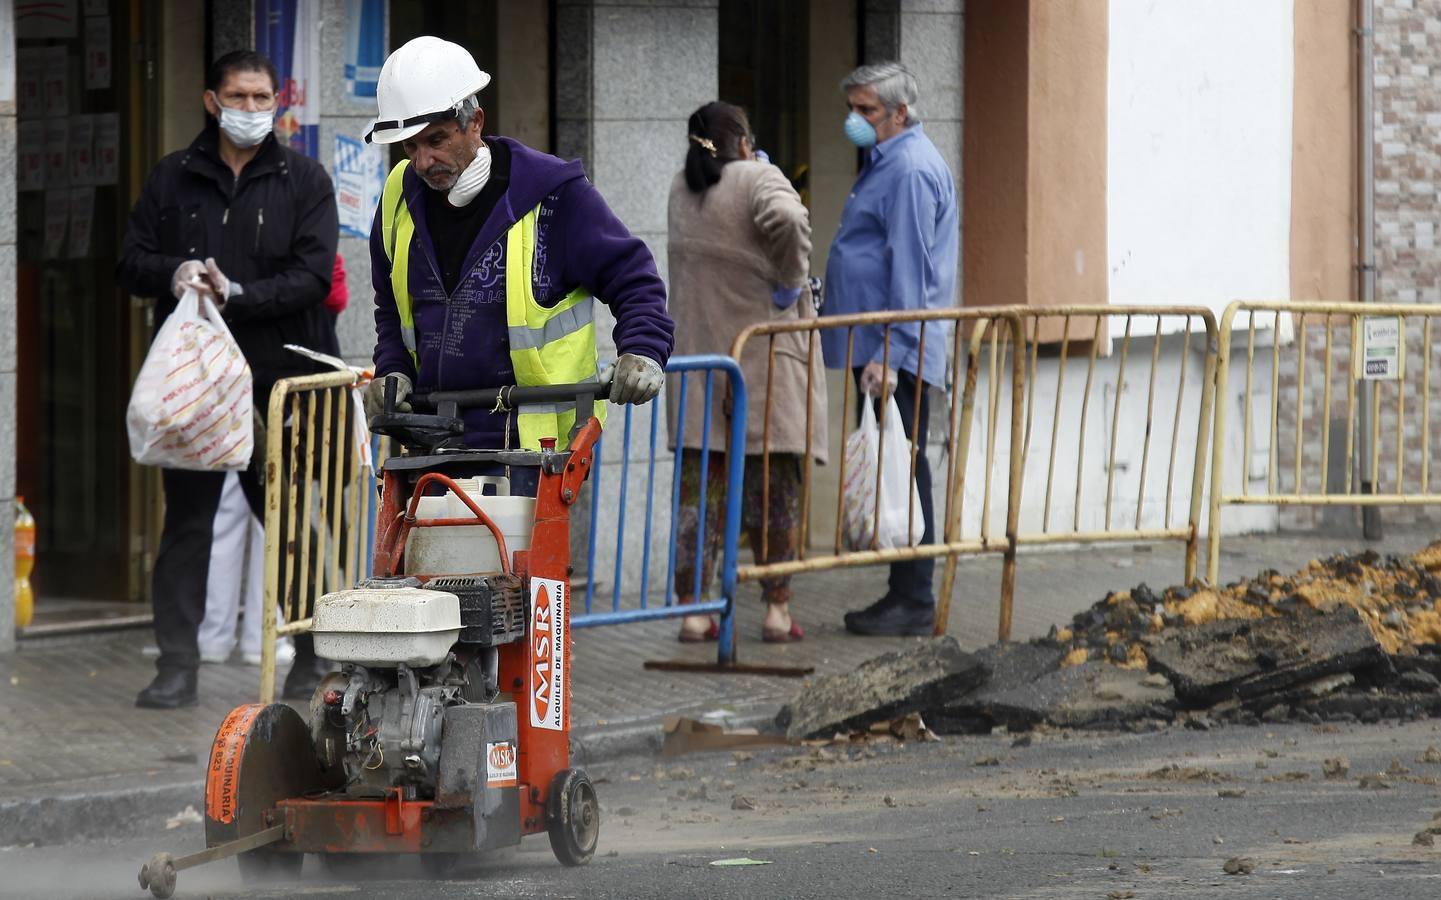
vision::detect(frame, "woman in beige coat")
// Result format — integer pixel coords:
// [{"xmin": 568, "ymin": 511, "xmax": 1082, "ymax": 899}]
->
[{"xmin": 666, "ymin": 101, "xmax": 827, "ymax": 643}]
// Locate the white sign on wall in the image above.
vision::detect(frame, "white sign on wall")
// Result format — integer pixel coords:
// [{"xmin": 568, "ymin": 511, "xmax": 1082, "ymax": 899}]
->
[{"xmin": 1361, "ymin": 316, "xmax": 1402, "ymax": 381}]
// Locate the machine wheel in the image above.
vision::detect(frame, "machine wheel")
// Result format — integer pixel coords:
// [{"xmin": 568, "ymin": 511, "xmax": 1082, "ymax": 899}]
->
[
  {"xmin": 204, "ymin": 703, "xmax": 331, "ymax": 886},
  {"xmin": 137, "ymin": 852, "xmax": 177, "ymax": 899},
  {"xmin": 546, "ymin": 768, "xmax": 600, "ymax": 866}
]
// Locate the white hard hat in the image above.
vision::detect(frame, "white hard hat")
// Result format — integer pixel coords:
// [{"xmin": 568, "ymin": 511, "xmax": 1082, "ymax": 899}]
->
[{"xmin": 365, "ymin": 36, "xmax": 491, "ymax": 145}]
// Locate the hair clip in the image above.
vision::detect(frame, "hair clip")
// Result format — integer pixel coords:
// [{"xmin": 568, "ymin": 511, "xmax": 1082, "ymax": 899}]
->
[{"xmin": 688, "ymin": 134, "xmax": 717, "ymax": 157}]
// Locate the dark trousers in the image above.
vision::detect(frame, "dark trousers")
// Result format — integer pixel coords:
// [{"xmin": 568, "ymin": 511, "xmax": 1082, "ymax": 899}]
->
[
  {"xmin": 152, "ymin": 467, "xmax": 264, "ymax": 672},
  {"xmin": 853, "ymin": 368, "xmax": 936, "ymax": 607}
]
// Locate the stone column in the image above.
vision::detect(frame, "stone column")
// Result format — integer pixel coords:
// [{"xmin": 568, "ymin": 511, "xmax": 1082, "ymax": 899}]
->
[
  {"xmin": 212, "ymin": 0, "xmax": 254, "ymax": 58},
  {"xmin": 318, "ymin": 0, "xmax": 386, "ymax": 363},
  {"xmin": 899, "ymin": 0, "xmax": 962, "ymax": 219},
  {"xmin": 555, "ymin": 0, "xmax": 719, "ymax": 595},
  {"xmin": 0, "ymin": 9, "xmax": 15, "ymax": 651}
]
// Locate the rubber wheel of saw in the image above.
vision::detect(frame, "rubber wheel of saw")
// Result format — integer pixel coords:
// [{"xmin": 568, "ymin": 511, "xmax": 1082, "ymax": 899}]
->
[
  {"xmin": 204, "ymin": 703, "xmax": 332, "ymax": 886},
  {"xmin": 546, "ymin": 768, "xmax": 600, "ymax": 866}
]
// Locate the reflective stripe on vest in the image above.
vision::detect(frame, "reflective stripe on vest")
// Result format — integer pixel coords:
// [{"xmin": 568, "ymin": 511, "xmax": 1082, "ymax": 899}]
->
[
  {"xmin": 380, "ymin": 161, "xmax": 418, "ymax": 366},
  {"xmin": 379, "ymin": 161, "xmax": 606, "ymax": 449}
]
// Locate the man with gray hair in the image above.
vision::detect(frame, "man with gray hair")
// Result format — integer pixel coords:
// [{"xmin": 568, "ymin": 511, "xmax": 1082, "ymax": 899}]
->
[{"xmin": 821, "ymin": 61, "xmax": 960, "ymax": 636}]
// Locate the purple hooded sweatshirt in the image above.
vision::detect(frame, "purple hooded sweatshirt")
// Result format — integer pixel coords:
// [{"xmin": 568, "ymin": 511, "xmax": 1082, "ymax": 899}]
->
[{"xmin": 372, "ymin": 137, "xmax": 674, "ymax": 449}]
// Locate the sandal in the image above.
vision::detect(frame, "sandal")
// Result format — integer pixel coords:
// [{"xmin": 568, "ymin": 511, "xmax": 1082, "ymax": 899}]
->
[
  {"xmin": 678, "ymin": 619, "xmax": 720, "ymax": 643},
  {"xmin": 762, "ymin": 621, "xmax": 805, "ymax": 644}
]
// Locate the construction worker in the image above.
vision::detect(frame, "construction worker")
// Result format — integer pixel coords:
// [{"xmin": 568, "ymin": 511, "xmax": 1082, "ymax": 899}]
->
[{"xmin": 362, "ymin": 37, "xmax": 674, "ymax": 476}]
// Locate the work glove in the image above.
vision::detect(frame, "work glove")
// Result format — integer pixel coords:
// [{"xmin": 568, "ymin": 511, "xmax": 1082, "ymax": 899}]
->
[
  {"xmin": 203, "ymin": 257, "xmax": 243, "ymax": 304},
  {"xmin": 364, "ymin": 373, "xmax": 413, "ymax": 421},
  {"xmin": 606, "ymin": 353, "xmax": 664, "ymax": 405},
  {"xmin": 170, "ymin": 259, "xmax": 211, "ymax": 300},
  {"xmin": 859, "ymin": 360, "xmax": 898, "ymax": 398}
]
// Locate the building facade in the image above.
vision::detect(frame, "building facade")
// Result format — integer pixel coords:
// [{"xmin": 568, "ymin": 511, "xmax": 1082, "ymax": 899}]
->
[{"xmin": 0, "ymin": 0, "xmax": 1430, "ymax": 649}]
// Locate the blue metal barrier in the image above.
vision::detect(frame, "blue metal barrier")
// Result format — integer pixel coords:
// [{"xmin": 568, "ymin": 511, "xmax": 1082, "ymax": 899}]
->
[{"xmin": 573, "ymin": 355, "xmax": 747, "ymax": 666}]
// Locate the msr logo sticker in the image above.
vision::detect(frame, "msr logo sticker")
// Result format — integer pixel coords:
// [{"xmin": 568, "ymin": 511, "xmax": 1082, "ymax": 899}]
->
[
  {"xmin": 529, "ymin": 577, "xmax": 566, "ymax": 731},
  {"xmin": 486, "ymin": 741, "xmax": 517, "ymax": 787}
]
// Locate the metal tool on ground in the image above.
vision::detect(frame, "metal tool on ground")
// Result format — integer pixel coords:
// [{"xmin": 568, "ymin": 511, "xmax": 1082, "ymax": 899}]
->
[{"xmin": 137, "ymin": 380, "xmax": 607, "ymax": 898}]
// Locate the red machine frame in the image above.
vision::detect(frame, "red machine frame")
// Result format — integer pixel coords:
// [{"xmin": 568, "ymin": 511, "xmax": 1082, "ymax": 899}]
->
[{"xmin": 218, "ymin": 417, "xmax": 601, "ymax": 854}]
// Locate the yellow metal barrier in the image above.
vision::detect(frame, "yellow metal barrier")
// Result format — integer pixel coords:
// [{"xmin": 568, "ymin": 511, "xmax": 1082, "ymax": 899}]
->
[
  {"xmin": 1206, "ymin": 300, "xmax": 1441, "ymax": 585},
  {"xmin": 731, "ymin": 309, "xmax": 1027, "ymax": 640},
  {"xmin": 258, "ymin": 370, "xmax": 374, "ymax": 703},
  {"xmin": 1009, "ymin": 307, "xmax": 1219, "ymax": 583}
]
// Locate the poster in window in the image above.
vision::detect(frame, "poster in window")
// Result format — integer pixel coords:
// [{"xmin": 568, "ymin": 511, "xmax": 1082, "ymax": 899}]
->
[
  {"xmin": 43, "ymin": 189, "xmax": 68, "ymax": 259},
  {"xmin": 40, "ymin": 45, "xmax": 68, "ymax": 118},
  {"xmin": 18, "ymin": 0, "xmax": 79, "ymax": 40},
  {"xmin": 18, "ymin": 121, "xmax": 44, "ymax": 192},
  {"xmin": 256, "ymin": 0, "xmax": 319, "ymax": 158},
  {"xmin": 333, "ymin": 133, "xmax": 384, "ymax": 239},
  {"xmin": 68, "ymin": 114, "xmax": 94, "ymax": 186},
  {"xmin": 93, "ymin": 112, "xmax": 119, "ymax": 186},
  {"xmin": 17, "ymin": 48, "xmax": 43, "ymax": 119},
  {"xmin": 68, "ymin": 186, "xmax": 95, "ymax": 258},
  {"xmin": 84, "ymin": 16, "xmax": 110, "ymax": 90},
  {"xmin": 43, "ymin": 117, "xmax": 69, "ymax": 187},
  {"xmin": 343, "ymin": 0, "xmax": 384, "ymax": 100}
]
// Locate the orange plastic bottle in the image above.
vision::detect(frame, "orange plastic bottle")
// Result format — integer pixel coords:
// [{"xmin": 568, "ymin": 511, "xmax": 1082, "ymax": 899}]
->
[{"xmin": 14, "ymin": 496, "xmax": 35, "ymax": 628}]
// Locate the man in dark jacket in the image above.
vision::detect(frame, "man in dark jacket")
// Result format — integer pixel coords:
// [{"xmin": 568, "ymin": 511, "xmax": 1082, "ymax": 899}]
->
[
  {"xmin": 117, "ymin": 50, "xmax": 338, "ymax": 708},
  {"xmin": 362, "ymin": 37, "xmax": 674, "ymax": 458}
]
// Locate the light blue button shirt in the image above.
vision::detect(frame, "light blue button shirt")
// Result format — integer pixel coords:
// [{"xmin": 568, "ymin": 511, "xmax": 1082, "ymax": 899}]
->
[{"xmin": 822, "ymin": 124, "xmax": 959, "ymax": 388}]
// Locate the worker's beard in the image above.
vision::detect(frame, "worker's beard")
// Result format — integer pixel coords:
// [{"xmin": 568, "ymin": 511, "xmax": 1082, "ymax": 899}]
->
[{"xmin": 418, "ymin": 164, "xmax": 460, "ymax": 192}]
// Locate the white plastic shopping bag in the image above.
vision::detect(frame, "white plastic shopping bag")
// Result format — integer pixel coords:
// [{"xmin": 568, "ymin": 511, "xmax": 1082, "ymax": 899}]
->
[
  {"xmin": 841, "ymin": 394, "xmax": 924, "ymax": 551},
  {"xmin": 126, "ymin": 289, "xmax": 254, "ymax": 470}
]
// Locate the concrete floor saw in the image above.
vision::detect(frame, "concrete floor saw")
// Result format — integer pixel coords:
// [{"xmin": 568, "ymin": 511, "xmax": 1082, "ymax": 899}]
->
[{"xmin": 138, "ymin": 380, "xmax": 607, "ymax": 898}]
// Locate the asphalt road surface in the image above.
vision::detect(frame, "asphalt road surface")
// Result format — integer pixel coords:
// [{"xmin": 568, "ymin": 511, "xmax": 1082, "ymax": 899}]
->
[{"xmin": 9, "ymin": 719, "xmax": 1441, "ymax": 899}]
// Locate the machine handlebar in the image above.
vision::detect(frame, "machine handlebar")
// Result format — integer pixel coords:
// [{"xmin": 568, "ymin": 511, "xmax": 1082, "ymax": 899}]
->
[
  {"xmin": 410, "ymin": 374, "xmax": 612, "ymax": 413},
  {"xmin": 371, "ymin": 373, "xmax": 611, "ymax": 453}
]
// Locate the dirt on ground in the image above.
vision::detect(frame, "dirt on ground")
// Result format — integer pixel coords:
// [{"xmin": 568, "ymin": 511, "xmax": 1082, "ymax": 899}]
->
[{"xmin": 1052, "ymin": 542, "xmax": 1441, "ymax": 669}]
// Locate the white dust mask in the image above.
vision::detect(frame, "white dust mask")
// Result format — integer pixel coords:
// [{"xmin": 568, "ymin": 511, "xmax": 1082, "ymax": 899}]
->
[
  {"xmin": 215, "ymin": 101, "xmax": 274, "ymax": 149},
  {"xmin": 447, "ymin": 143, "xmax": 492, "ymax": 207}
]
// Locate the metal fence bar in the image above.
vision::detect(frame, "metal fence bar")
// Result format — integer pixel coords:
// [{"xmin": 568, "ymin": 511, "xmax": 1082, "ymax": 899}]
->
[
  {"xmin": 259, "ymin": 370, "xmax": 363, "ymax": 703},
  {"xmin": 733, "ymin": 308, "xmax": 1024, "ymax": 641},
  {"xmin": 690, "ymin": 371, "xmax": 715, "ymax": 601},
  {"xmin": 1004, "ymin": 306, "xmax": 1218, "ymax": 587},
  {"xmin": 610, "ymin": 407, "xmax": 633, "ymax": 613},
  {"xmin": 572, "ymin": 355, "xmax": 746, "ymax": 667},
  {"xmin": 1206, "ymin": 300, "xmax": 1441, "ymax": 585},
  {"xmin": 638, "ymin": 398, "xmax": 660, "ymax": 608},
  {"xmin": 663, "ymin": 370, "xmax": 687, "ymax": 609}
]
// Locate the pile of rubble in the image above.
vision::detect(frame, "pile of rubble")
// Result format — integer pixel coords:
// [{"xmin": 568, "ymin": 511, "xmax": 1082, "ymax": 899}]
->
[
  {"xmin": 777, "ymin": 544, "xmax": 1441, "ymax": 739},
  {"xmin": 1053, "ymin": 546, "xmax": 1441, "ymax": 665}
]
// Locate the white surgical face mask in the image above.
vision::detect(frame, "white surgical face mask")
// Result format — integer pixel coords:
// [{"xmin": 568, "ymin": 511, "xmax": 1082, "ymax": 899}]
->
[
  {"xmin": 213, "ymin": 96, "xmax": 274, "ymax": 149},
  {"xmin": 447, "ymin": 142, "xmax": 492, "ymax": 207}
]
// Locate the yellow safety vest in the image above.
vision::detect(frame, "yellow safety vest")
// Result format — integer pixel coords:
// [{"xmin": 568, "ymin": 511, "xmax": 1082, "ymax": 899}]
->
[{"xmin": 379, "ymin": 160, "xmax": 606, "ymax": 449}]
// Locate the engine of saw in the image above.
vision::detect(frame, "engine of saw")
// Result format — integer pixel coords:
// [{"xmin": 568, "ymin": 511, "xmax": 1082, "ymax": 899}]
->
[{"xmin": 310, "ymin": 573, "xmax": 527, "ymax": 801}]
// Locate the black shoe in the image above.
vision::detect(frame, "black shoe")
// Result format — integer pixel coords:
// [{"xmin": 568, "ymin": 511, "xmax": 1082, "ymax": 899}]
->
[
  {"xmin": 136, "ymin": 669, "xmax": 198, "ymax": 709},
  {"xmin": 281, "ymin": 656, "xmax": 334, "ymax": 701},
  {"xmin": 844, "ymin": 596, "xmax": 935, "ymax": 637}
]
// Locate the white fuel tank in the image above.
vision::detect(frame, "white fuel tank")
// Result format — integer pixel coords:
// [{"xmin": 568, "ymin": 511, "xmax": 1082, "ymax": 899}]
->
[
  {"xmin": 403, "ymin": 476, "xmax": 535, "ymax": 575},
  {"xmin": 312, "ymin": 586, "xmax": 461, "ymax": 667}
]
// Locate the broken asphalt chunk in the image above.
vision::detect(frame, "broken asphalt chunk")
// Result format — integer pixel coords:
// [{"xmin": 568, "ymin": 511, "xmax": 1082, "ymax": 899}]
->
[
  {"xmin": 1147, "ymin": 607, "xmax": 1387, "ymax": 708},
  {"xmin": 775, "ymin": 637, "xmax": 986, "ymax": 740},
  {"xmin": 982, "ymin": 662, "xmax": 1176, "ymax": 730}
]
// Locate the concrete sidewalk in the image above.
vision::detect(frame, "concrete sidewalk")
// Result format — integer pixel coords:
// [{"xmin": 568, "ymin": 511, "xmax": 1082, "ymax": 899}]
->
[{"xmin": 0, "ymin": 525, "xmax": 1434, "ymax": 847}]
